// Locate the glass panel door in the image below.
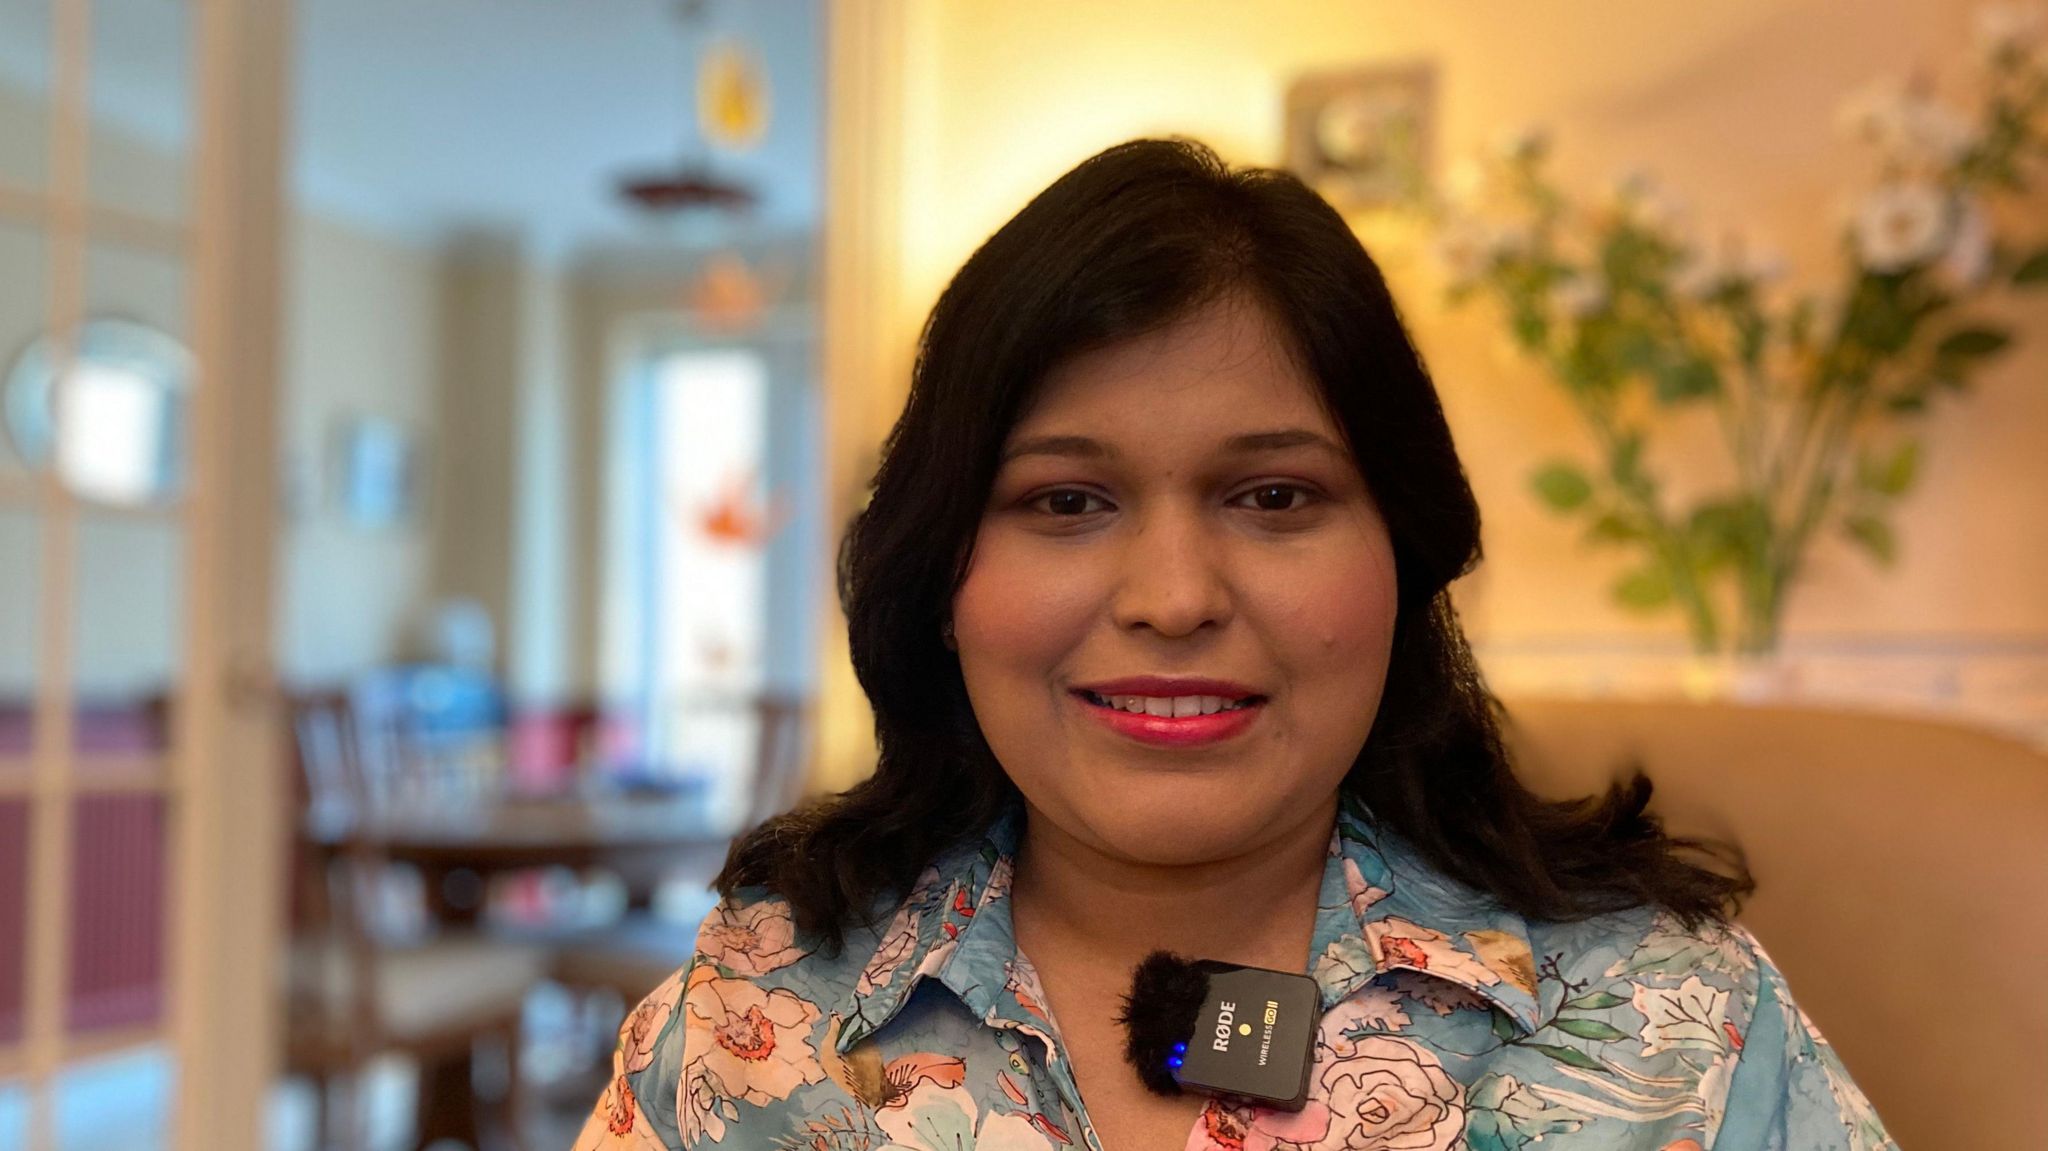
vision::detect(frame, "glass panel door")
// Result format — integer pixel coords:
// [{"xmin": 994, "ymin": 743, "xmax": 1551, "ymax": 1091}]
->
[{"xmin": 0, "ymin": 2, "xmax": 283, "ymax": 1149}]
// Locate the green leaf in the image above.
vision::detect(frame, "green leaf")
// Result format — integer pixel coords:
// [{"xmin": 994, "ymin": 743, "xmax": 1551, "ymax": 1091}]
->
[
  {"xmin": 1490, "ymin": 1006, "xmax": 1517, "ymax": 1043},
  {"xmin": 1935, "ymin": 327, "xmax": 2012, "ymax": 361},
  {"xmin": 1613, "ymin": 326, "xmax": 1661, "ymax": 375},
  {"xmin": 1563, "ymin": 990, "xmax": 1628, "ymax": 1010},
  {"xmin": 1584, "ymin": 512, "xmax": 1646, "ymax": 545},
  {"xmin": 1519, "ymin": 1043, "xmax": 1610, "ymax": 1072},
  {"xmin": 1550, "ymin": 1017, "xmax": 1632, "ymax": 1042},
  {"xmin": 1686, "ymin": 503, "xmax": 1749, "ymax": 569},
  {"xmin": 1884, "ymin": 388, "xmax": 1931, "ymax": 414},
  {"xmin": 2013, "ymin": 246, "xmax": 2048, "ymax": 286},
  {"xmin": 1842, "ymin": 514, "xmax": 1897, "ymax": 566},
  {"xmin": 1858, "ymin": 441, "xmax": 1920, "ymax": 498},
  {"xmin": 1531, "ymin": 462, "xmax": 1595, "ymax": 511},
  {"xmin": 1652, "ymin": 356, "xmax": 1722, "ymax": 404},
  {"xmin": 1613, "ymin": 566, "xmax": 1674, "ymax": 611},
  {"xmin": 1608, "ymin": 432, "xmax": 1648, "ymax": 490}
]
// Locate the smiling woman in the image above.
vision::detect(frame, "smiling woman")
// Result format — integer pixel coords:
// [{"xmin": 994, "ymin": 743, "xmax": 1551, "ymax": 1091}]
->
[{"xmin": 577, "ymin": 139, "xmax": 1899, "ymax": 1151}]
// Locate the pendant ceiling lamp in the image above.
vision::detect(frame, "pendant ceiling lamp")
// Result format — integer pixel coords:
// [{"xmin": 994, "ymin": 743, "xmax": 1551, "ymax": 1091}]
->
[{"xmin": 615, "ymin": 0, "xmax": 770, "ymax": 215}]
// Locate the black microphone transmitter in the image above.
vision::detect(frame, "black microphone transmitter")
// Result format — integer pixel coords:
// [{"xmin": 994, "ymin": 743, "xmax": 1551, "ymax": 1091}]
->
[{"xmin": 1116, "ymin": 951, "xmax": 1321, "ymax": 1112}]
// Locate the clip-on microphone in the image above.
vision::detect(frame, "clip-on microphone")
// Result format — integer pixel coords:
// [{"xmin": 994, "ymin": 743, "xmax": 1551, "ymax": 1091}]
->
[{"xmin": 1115, "ymin": 951, "xmax": 1320, "ymax": 1112}]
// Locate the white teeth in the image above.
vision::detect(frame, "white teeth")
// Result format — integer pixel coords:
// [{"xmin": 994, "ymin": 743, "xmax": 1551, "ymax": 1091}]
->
[{"xmin": 1100, "ymin": 694, "xmax": 1249, "ymax": 717}]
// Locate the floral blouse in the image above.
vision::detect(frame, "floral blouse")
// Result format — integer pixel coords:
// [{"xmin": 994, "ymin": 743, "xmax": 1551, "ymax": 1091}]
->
[{"xmin": 576, "ymin": 795, "xmax": 1896, "ymax": 1151}]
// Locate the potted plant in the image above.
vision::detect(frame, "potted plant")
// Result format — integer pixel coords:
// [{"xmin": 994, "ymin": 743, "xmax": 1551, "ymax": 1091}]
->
[{"xmin": 1430, "ymin": 6, "xmax": 2048, "ymax": 671}]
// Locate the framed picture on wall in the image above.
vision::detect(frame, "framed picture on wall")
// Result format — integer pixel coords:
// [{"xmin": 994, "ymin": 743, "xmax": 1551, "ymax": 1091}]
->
[
  {"xmin": 1284, "ymin": 62, "xmax": 1437, "ymax": 212},
  {"xmin": 332, "ymin": 415, "xmax": 424, "ymax": 528}
]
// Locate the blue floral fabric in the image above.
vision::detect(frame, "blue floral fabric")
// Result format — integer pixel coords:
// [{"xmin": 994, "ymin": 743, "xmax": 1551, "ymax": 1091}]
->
[{"xmin": 577, "ymin": 794, "xmax": 1895, "ymax": 1150}]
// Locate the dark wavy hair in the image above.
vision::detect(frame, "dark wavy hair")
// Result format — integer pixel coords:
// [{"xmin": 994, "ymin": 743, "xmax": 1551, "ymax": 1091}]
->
[{"xmin": 719, "ymin": 137, "xmax": 1752, "ymax": 953}]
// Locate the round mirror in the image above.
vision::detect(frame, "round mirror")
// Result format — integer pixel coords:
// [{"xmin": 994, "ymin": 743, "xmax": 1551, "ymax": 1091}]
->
[{"xmin": 3, "ymin": 317, "xmax": 192, "ymax": 506}]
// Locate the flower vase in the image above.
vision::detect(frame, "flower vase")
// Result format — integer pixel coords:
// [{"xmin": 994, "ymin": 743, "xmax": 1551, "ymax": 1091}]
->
[{"xmin": 1678, "ymin": 651, "xmax": 1799, "ymax": 704}]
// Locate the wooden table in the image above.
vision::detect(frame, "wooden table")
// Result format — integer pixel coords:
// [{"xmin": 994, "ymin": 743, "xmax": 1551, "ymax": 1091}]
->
[
  {"xmin": 313, "ymin": 792, "xmax": 736, "ymax": 920},
  {"xmin": 300, "ymin": 791, "xmax": 734, "ymax": 1149}
]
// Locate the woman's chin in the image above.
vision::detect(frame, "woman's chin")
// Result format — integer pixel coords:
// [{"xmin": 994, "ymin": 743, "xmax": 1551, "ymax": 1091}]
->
[{"xmin": 1059, "ymin": 792, "xmax": 1298, "ymax": 867}]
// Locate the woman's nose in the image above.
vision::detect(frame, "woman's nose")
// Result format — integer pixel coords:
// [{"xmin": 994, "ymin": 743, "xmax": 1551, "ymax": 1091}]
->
[{"xmin": 1108, "ymin": 504, "xmax": 1233, "ymax": 639}]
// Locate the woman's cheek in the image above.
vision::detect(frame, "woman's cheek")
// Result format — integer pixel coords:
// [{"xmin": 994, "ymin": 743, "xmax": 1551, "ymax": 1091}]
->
[{"xmin": 953, "ymin": 530, "xmax": 1101, "ymax": 675}]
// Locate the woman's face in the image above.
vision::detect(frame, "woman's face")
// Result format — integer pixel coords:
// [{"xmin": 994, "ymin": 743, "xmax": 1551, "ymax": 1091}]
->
[{"xmin": 951, "ymin": 293, "xmax": 1399, "ymax": 867}]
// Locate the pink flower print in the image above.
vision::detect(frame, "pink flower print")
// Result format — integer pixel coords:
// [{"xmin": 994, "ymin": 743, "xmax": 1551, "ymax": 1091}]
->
[
  {"xmin": 874, "ymin": 1082, "xmax": 1058, "ymax": 1151},
  {"xmin": 857, "ymin": 902, "xmax": 921, "ymax": 996},
  {"xmin": 1317, "ymin": 1036, "xmax": 1465, "ymax": 1150},
  {"xmin": 621, "ymin": 995, "xmax": 672, "ymax": 1073},
  {"xmin": 1004, "ymin": 957, "xmax": 1054, "ymax": 1025},
  {"xmin": 1364, "ymin": 918, "xmax": 1502, "ymax": 988},
  {"xmin": 1382, "ymin": 936, "xmax": 1430, "ymax": 969},
  {"xmin": 878, "ymin": 1053, "xmax": 968, "ymax": 1108},
  {"xmin": 603, "ymin": 1074, "xmax": 637, "ymax": 1135},
  {"xmin": 1194, "ymin": 1097, "xmax": 1334, "ymax": 1151},
  {"xmin": 697, "ymin": 899, "xmax": 807, "ymax": 976},
  {"xmin": 1197, "ymin": 1100, "xmax": 1250, "ymax": 1151},
  {"xmin": 684, "ymin": 968, "xmax": 824, "ymax": 1108}
]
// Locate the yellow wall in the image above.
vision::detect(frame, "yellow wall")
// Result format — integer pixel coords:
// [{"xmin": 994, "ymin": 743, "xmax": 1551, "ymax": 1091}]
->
[{"xmin": 816, "ymin": 0, "xmax": 2048, "ymax": 783}]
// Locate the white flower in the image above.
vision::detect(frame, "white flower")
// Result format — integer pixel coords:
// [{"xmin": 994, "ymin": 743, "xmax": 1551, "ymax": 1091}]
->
[
  {"xmin": 1610, "ymin": 171, "xmax": 1689, "ymax": 235},
  {"xmin": 1671, "ymin": 234, "xmax": 1782, "ymax": 299},
  {"xmin": 1975, "ymin": 3, "xmax": 2045, "ymax": 61},
  {"xmin": 1549, "ymin": 270, "xmax": 1608, "ymax": 318},
  {"xmin": 1836, "ymin": 79, "xmax": 1977, "ymax": 172},
  {"xmin": 1629, "ymin": 974, "xmax": 1732, "ymax": 1058},
  {"xmin": 1936, "ymin": 194, "xmax": 1994, "ymax": 289},
  {"xmin": 876, "ymin": 1083, "xmax": 1054, "ymax": 1151},
  {"xmin": 1852, "ymin": 182, "xmax": 1951, "ymax": 272}
]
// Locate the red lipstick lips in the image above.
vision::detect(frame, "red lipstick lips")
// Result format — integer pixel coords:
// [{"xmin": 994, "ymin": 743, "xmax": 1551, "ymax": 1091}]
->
[{"xmin": 1070, "ymin": 676, "xmax": 1267, "ymax": 748}]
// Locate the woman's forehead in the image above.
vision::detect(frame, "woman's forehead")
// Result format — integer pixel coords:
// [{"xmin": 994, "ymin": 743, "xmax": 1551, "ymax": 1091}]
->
[{"xmin": 1006, "ymin": 297, "xmax": 1336, "ymax": 454}]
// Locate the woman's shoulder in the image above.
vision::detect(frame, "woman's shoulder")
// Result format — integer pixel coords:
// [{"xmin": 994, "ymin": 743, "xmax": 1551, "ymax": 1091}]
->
[
  {"xmin": 1533, "ymin": 903, "xmax": 1769, "ymax": 981},
  {"xmin": 582, "ymin": 884, "xmax": 919, "ymax": 1148},
  {"xmin": 1527, "ymin": 903, "xmax": 1780, "ymax": 1038}
]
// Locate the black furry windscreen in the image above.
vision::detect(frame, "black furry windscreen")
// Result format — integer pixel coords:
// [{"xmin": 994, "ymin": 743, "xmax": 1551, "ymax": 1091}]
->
[{"xmin": 1116, "ymin": 950, "xmax": 1225, "ymax": 1095}]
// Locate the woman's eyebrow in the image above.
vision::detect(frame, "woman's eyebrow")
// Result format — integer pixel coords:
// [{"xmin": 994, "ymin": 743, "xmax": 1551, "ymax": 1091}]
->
[{"xmin": 1000, "ymin": 428, "xmax": 1345, "ymax": 464}]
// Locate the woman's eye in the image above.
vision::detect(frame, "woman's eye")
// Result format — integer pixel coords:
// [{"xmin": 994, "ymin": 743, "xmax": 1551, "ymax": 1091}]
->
[
  {"xmin": 1233, "ymin": 483, "xmax": 1317, "ymax": 513},
  {"xmin": 1031, "ymin": 489, "xmax": 1109, "ymax": 516},
  {"xmin": 1028, "ymin": 485, "xmax": 1318, "ymax": 517}
]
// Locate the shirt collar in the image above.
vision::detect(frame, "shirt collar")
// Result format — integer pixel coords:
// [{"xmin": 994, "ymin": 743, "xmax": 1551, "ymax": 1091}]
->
[{"xmin": 834, "ymin": 792, "xmax": 1541, "ymax": 1054}]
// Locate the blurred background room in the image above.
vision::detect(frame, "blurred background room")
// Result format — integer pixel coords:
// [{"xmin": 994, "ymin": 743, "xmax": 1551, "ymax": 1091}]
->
[{"xmin": 0, "ymin": 1, "xmax": 2042, "ymax": 1150}]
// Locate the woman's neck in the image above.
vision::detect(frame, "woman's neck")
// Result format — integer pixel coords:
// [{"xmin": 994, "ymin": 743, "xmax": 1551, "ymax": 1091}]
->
[{"xmin": 1008, "ymin": 795, "xmax": 1337, "ymax": 976}]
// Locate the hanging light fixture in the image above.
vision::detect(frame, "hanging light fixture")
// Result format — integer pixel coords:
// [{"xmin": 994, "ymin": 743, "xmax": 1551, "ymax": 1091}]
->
[{"xmin": 614, "ymin": 0, "xmax": 766, "ymax": 215}]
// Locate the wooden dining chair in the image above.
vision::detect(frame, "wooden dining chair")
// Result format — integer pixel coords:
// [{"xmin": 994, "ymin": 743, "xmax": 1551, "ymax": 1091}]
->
[{"xmin": 284, "ymin": 687, "xmax": 548, "ymax": 1151}]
